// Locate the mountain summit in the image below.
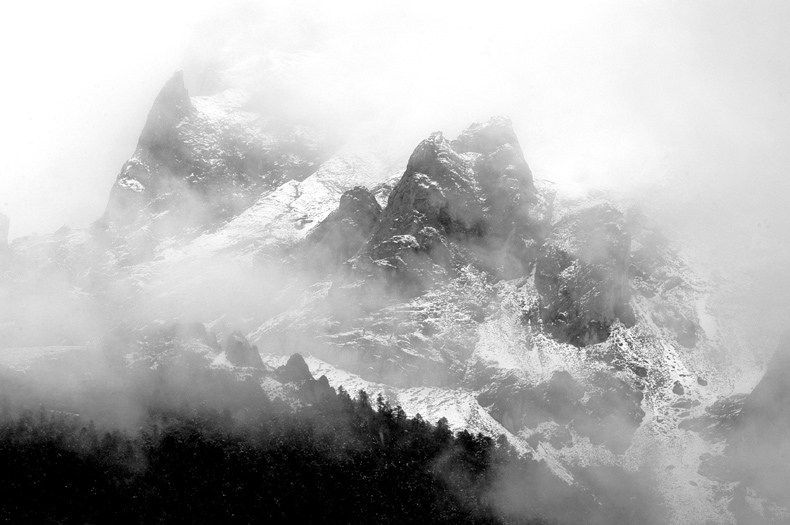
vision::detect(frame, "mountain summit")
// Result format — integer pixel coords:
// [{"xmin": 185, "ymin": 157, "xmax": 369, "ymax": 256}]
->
[
  {"xmin": 0, "ymin": 69, "xmax": 784, "ymax": 524},
  {"xmin": 101, "ymin": 70, "xmax": 335, "ymax": 248}
]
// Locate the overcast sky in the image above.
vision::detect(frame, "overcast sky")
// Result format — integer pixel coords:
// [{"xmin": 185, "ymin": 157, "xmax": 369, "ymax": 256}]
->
[{"xmin": 1, "ymin": 0, "xmax": 789, "ymax": 248}]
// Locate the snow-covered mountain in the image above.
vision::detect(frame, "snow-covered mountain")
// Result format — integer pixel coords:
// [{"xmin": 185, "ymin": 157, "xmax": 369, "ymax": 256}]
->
[{"xmin": 1, "ymin": 69, "xmax": 786, "ymax": 524}]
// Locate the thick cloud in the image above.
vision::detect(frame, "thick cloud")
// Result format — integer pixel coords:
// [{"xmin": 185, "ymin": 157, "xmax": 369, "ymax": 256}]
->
[{"xmin": 1, "ymin": 0, "xmax": 788, "ymax": 347}]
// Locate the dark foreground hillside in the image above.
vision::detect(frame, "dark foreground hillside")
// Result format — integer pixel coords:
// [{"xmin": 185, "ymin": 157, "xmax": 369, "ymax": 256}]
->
[{"xmin": 0, "ymin": 358, "xmax": 665, "ymax": 525}]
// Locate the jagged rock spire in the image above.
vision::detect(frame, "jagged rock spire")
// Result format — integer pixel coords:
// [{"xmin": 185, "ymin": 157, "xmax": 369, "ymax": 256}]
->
[
  {"xmin": 451, "ymin": 115, "xmax": 521, "ymax": 155},
  {"xmin": 138, "ymin": 70, "xmax": 193, "ymax": 150},
  {"xmin": 357, "ymin": 116, "xmax": 547, "ymax": 285},
  {"xmin": 296, "ymin": 186, "xmax": 382, "ymax": 270},
  {"xmin": 101, "ymin": 71, "xmax": 195, "ymax": 232},
  {"xmin": 224, "ymin": 331, "xmax": 264, "ymax": 368}
]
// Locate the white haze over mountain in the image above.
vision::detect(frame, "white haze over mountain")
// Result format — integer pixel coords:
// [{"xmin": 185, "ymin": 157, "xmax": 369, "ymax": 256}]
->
[{"xmin": 1, "ymin": 0, "xmax": 789, "ymax": 346}]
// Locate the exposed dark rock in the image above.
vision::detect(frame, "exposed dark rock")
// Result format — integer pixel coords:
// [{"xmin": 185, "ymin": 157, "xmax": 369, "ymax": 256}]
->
[
  {"xmin": 697, "ymin": 376, "xmax": 708, "ymax": 386},
  {"xmin": 673, "ymin": 381, "xmax": 685, "ymax": 395},
  {"xmin": 726, "ymin": 332, "xmax": 790, "ymax": 502},
  {"xmin": 686, "ymin": 334, "xmax": 790, "ymax": 509},
  {"xmin": 535, "ymin": 203, "xmax": 633, "ymax": 347},
  {"xmin": 277, "ymin": 353, "xmax": 314, "ymax": 383},
  {"xmin": 101, "ymin": 70, "xmax": 333, "ymax": 245},
  {"xmin": 172, "ymin": 322, "xmax": 219, "ymax": 349},
  {"xmin": 103, "ymin": 71, "xmax": 196, "ymax": 230},
  {"xmin": 478, "ymin": 371, "xmax": 585, "ymax": 431},
  {"xmin": 298, "ymin": 374, "xmax": 335, "ymax": 404},
  {"xmin": 271, "ymin": 353, "xmax": 337, "ymax": 403},
  {"xmin": 675, "ymin": 321, "xmax": 699, "ymax": 348},
  {"xmin": 738, "ymin": 331, "xmax": 790, "ymax": 437},
  {"xmin": 356, "ymin": 117, "xmax": 547, "ymax": 288},
  {"xmin": 104, "ymin": 322, "xmax": 221, "ymax": 370},
  {"xmin": 451, "ymin": 116, "xmax": 522, "ymax": 155},
  {"xmin": 224, "ymin": 331, "xmax": 264, "ymax": 368},
  {"xmin": 356, "ymin": 131, "xmax": 474, "ymax": 288},
  {"xmin": 645, "ymin": 302, "xmax": 700, "ymax": 348},
  {"xmin": 629, "ymin": 229, "xmax": 670, "ymax": 281},
  {"xmin": 478, "ymin": 370, "xmax": 644, "ymax": 454},
  {"xmin": 451, "ymin": 117, "xmax": 542, "ymax": 276},
  {"xmin": 678, "ymin": 394, "xmax": 746, "ymax": 441},
  {"xmin": 295, "ymin": 186, "xmax": 382, "ymax": 270},
  {"xmin": 138, "ymin": 70, "xmax": 194, "ymax": 152},
  {"xmin": 579, "ymin": 372, "xmax": 645, "ymax": 454}
]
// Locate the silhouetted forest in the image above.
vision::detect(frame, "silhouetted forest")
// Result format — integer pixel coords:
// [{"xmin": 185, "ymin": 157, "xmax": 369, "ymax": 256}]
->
[{"xmin": 0, "ymin": 361, "xmax": 665, "ymax": 525}]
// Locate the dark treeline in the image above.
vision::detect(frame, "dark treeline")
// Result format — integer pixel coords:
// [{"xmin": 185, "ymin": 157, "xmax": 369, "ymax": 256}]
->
[
  {"xmin": 0, "ymin": 388, "xmax": 536, "ymax": 524},
  {"xmin": 0, "ymin": 357, "xmax": 665, "ymax": 525}
]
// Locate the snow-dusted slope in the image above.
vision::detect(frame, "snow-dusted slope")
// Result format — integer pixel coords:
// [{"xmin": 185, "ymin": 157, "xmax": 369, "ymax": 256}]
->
[
  {"xmin": 156, "ymin": 146, "xmax": 398, "ymax": 265},
  {"xmin": 0, "ymin": 66, "xmax": 781, "ymax": 524},
  {"xmin": 247, "ymin": 173, "xmax": 767, "ymax": 524}
]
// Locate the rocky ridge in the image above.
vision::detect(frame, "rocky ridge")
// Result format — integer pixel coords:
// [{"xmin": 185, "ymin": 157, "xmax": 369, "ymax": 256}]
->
[
  {"xmin": 353, "ymin": 117, "xmax": 548, "ymax": 289},
  {"xmin": 0, "ymin": 70, "xmax": 781, "ymax": 524},
  {"xmin": 100, "ymin": 70, "xmax": 336, "ymax": 261}
]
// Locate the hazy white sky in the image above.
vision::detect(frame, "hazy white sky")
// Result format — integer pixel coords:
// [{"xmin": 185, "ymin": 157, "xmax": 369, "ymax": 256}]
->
[{"xmin": 1, "ymin": 0, "xmax": 789, "ymax": 244}]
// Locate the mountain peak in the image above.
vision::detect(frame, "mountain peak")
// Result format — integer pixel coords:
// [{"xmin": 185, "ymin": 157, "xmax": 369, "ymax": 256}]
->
[
  {"xmin": 451, "ymin": 115, "xmax": 519, "ymax": 155},
  {"xmin": 138, "ymin": 70, "xmax": 193, "ymax": 149},
  {"xmin": 357, "ymin": 117, "xmax": 544, "ymax": 284},
  {"xmin": 404, "ymin": 130, "xmax": 462, "ymax": 177}
]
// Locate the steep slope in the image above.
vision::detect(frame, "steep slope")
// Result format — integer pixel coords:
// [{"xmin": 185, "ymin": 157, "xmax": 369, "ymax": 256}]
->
[
  {"xmin": 247, "ymin": 122, "xmax": 768, "ymax": 525},
  {"xmin": 354, "ymin": 117, "xmax": 548, "ymax": 289},
  {"xmin": 0, "ymin": 91, "xmax": 781, "ymax": 524},
  {"xmin": 0, "ymin": 71, "xmax": 398, "ymax": 347},
  {"xmin": 683, "ymin": 332, "xmax": 790, "ymax": 524},
  {"xmin": 535, "ymin": 202, "xmax": 634, "ymax": 346},
  {"xmin": 101, "ymin": 71, "xmax": 335, "ymax": 245}
]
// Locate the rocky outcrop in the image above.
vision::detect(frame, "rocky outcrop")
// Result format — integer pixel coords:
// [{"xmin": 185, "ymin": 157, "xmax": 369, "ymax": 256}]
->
[
  {"xmin": 101, "ymin": 70, "xmax": 333, "ymax": 242},
  {"xmin": 353, "ymin": 131, "xmax": 472, "ymax": 288},
  {"xmin": 687, "ymin": 332, "xmax": 790, "ymax": 516},
  {"xmin": 453, "ymin": 117, "xmax": 546, "ymax": 277},
  {"xmin": 172, "ymin": 322, "xmax": 219, "ymax": 349},
  {"xmin": 276, "ymin": 353, "xmax": 335, "ymax": 404},
  {"xmin": 628, "ymin": 223, "xmax": 700, "ymax": 347},
  {"xmin": 354, "ymin": 117, "xmax": 547, "ymax": 288},
  {"xmin": 299, "ymin": 374, "xmax": 335, "ymax": 404},
  {"xmin": 728, "ymin": 332, "xmax": 790, "ymax": 505},
  {"xmin": 535, "ymin": 203, "xmax": 633, "ymax": 346},
  {"xmin": 277, "ymin": 353, "xmax": 313, "ymax": 383},
  {"xmin": 102, "ymin": 71, "xmax": 196, "ymax": 231},
  {"xmin": 295, "ymin": 186, "xmax": 382, "ymax": 270},
  {"xmin": 224, "ymin": 331, "xmax": 264, "ymax": 368},
  {"xmin": 138, "ymin": 70, "xmax": 194, "ymax": 153},
  {"xmin": 739, "ymin": 331, "xmax": 790, "ymax": 434},
  {"xmin": 478, "ymin": 370, "xmax": 644, "ymax": 454}
]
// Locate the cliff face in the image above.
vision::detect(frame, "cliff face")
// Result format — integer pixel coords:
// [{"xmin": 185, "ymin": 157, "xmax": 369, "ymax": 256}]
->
[
  {"xmin": 535, "ymin": 202, "xmax": 634, "ymax": 347},
  {"xmin": 726, "ymin": 332, "xmax": 790, "ymax": 509},
  {"xmin": 295, "ymin": 186, "xmax": 382, "ymax": 272},
  {"xmin": 351, "ymin": 117, "xmax": 549, "ymax": 291},
  {"xmin": 101, "ymin": 71, "xmax": 335, "ymax": 245}
]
